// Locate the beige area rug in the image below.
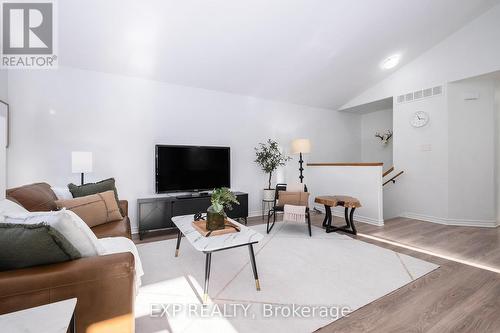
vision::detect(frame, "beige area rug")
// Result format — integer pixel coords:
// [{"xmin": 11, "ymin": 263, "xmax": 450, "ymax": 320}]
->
[{"xmin": 135, "ymin": 222, "xmax": 439, "ymax": 333}]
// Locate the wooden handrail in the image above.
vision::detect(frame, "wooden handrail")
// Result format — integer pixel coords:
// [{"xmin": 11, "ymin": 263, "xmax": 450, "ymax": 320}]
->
[
  {"xmin": 383, "ymin": 171, "xmax": 404, "ymax": 186},
  {"xmin": 307, "ymin": 163, "xmax": 383, "ymax": 167},
  {"xmin": 383, "ymin": 166, "xmax": 394, "ymax": 177}
]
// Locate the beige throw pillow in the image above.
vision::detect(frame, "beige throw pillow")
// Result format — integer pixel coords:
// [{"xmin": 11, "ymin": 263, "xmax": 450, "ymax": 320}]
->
[
  {"xmin": 278, "ymin": 191, "xmax": 310, "ymax": 207},
  {"xmin": 55, "ymin": 190, "xmax": 123, "ymax": 227}
]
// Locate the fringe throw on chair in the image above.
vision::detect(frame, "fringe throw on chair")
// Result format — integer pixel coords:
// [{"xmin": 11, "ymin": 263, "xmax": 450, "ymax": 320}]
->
[{"xmin": 283, "ymin": 204, "xmax": 306, "ymax": 223}]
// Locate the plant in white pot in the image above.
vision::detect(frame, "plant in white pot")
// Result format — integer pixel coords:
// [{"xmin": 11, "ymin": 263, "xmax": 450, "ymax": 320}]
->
[{"xmin": 255, "ymin": 139, "xmax": 291, "ymax": 201}]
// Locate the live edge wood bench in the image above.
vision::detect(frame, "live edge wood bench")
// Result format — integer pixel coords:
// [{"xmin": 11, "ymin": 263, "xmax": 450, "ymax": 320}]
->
[{"xmin": 314, "ymin": 195, "xmax": 361, "ymax": 235}]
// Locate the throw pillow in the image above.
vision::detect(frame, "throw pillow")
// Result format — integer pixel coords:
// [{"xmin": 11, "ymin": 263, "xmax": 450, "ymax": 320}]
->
[
  {"xmin": 0, "ymin": 222, "xmax": 81, "ymax": 271},
  {"xmin": 278, "ymin": 191, "xmax": 310, "ymax": 207},
  {"xmin": 0, "ymin": 198, "xmax": 28, "ymax": 216},
  {"xmin": 68, "ymin": 178, "xmax": 124, "ymax": 216},
  {"xmin": 51, "ymin": 186, "xmax": 74, "ymax": 200},
  {"xmin": 6, "ymin": 182, "xmax": 58, "ymax": 212},
  {"xmin": 55, "ymin": 190, "xmax": 123, "ymax": 227},
  {"xmin": 3, "ymin": 209, "xmax": 105, "ymax": 257}
]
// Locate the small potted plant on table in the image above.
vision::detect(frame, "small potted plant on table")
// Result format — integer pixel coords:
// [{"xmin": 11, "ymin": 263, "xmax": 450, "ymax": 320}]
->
[
  {"xmin": 206, "ymin": 187, "xmax": 240, "ymax": 231},
  {"xmin": 255, "ymin": 139, "xmax": 291, "ymax": 201}
]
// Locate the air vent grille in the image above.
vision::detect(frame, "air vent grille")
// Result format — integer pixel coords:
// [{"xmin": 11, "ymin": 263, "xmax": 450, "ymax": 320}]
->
[
  {"xmin": 397, "ymin": 85, "xmax": 444, "ymax": 104},
  {"xmin": 432, "ymin": 86, "xmax": 442, "ymax": 95}
]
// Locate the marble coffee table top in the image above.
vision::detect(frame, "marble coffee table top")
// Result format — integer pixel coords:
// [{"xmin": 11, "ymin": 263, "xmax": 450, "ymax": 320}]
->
[
  {"xmin": 172, "ymin": 215, "xmax": 263, "ymax": 252},
  {"xmin": 0, "ymin": 298, "xmax": 76, "ymax": 333}
]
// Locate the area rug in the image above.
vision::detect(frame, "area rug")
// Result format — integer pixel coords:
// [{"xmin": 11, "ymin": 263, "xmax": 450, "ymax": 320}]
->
[{"xmin": 135, "ymin": 222, "xmax": 439, "ymax": 333}]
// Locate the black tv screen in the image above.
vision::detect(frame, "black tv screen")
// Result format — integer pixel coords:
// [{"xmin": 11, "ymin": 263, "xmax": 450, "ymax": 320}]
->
[{"xmin": 155, "ymin": 145, "xmax": 231, "ymax": 193}]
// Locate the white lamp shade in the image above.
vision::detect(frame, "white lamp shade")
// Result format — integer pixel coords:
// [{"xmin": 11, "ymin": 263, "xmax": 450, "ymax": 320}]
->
[
  {"xmin": 291, "ymin": 139, "xmax": 311, "ymax": 154},
  {"xmin": 71, "ymin": 152, "xmax": 93, "ymax": 173}
]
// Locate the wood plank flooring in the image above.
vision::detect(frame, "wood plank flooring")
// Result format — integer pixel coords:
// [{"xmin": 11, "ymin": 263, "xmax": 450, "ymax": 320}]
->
[{"xmin": 133, "ymin": 213, "xmax": 500, "ymax": 333}]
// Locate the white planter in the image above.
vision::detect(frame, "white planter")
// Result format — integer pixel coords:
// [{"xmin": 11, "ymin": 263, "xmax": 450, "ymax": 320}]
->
[{"xmin": 263, "ymin": 189, "xmax": 275, "ymax": 201}]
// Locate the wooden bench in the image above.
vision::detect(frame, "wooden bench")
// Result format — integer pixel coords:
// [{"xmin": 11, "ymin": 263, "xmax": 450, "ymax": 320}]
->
[{"xmin": 314, "ymin": 195, "xmax": 361, "ymax": 235}]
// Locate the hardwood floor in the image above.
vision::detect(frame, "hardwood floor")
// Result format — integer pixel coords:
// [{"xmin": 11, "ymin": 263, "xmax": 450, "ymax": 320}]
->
[{"xmin": 133, "ymin": 213, "xmax": 500, "ymax": 333}]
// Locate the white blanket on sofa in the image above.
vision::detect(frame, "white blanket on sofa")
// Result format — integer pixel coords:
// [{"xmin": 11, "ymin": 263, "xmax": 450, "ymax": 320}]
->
[{"xmin": 98, "ymin": 237, "xmax": 144, "ymax": 292}]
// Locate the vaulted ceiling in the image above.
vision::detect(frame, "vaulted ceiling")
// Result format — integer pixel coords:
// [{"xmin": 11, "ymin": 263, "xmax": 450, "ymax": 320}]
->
[{"xmin": 59, "ymin": 0, "xmax": 500, "ymax": 109}]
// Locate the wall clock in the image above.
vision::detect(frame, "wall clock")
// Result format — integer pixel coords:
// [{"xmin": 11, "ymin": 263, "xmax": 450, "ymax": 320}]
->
[{"xmin": 410, "ymin": 111, "xmax": 429, "ymax": 128}]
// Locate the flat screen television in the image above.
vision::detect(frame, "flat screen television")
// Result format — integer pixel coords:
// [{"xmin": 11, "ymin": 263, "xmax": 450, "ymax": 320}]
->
[{"xmin": 155, "ymin": 145, "xmax": 231, "ymax": 193}]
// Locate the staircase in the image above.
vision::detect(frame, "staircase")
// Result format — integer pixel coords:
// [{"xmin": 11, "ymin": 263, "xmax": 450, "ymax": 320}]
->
[{"xmin": 383, "ymin": 166, "xmax": 404, "ymax": 186}]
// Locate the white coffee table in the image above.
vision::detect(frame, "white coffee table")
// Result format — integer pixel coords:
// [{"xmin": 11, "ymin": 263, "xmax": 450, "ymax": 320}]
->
[
  {"xmin": 172, "ymin": 214, "xmax": 264, "ymax": 303},
  {"xmin": 0, "ymin": 298, "xmax": 77, "ymax": 333}
]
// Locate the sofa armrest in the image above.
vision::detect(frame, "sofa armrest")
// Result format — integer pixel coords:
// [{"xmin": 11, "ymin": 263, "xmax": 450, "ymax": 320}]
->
[
  {"xmin": 119, "ymin": 200, "xmax": 129, "ymax": 216},
  {"xmin": 0, "ymin": 253, "xmax": 135, "ymax": 333}
]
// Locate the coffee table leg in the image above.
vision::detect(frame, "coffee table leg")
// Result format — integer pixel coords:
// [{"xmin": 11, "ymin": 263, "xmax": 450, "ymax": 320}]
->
[
  {"xmin": 175, "ymin": 230, "xmax": 182, "ymax": 257},
  {"xmin": 248, "ymin": 244, "xmax": 261, "ymax": 291},
  {"xmin": 203, "ymin": 252, "xmax": 212, "ymax": 303}
]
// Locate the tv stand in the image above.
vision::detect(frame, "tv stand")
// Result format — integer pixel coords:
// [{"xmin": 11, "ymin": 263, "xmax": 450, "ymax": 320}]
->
[
  {"xmin": 137, "ymin": 192, "xmax": 248, "ymax": 239},
  {"xmin": 176, "ymin": 192, "xmax": 210, "ymax": 199}
]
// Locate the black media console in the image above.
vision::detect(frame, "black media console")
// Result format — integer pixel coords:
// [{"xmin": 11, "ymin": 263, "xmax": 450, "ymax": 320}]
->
[{"xmin": 137, "ymin": 192, "xmax": 248, "ymax": 240}]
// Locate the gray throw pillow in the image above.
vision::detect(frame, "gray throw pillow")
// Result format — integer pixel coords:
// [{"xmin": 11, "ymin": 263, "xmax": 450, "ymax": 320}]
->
[
  {"xmin": 68, "ymin": 178, "xmax": 123, "ymax": 216},
  {"xmin": 0, "ymin": 222, "xmax": 82, "ymax": 271}
]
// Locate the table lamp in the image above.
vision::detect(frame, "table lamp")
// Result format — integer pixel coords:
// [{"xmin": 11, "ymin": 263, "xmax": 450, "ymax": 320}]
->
[
  {"xmin": 72, "ymin": 151, "xmax": 92, "ymax": 185},
  {"xmin": 291, "ymin": 139, "xmax": 311, "ymax": 183}
]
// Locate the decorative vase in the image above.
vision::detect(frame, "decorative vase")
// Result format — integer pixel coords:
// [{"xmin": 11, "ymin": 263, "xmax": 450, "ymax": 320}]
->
[
  {"xmin": 263, "ymin": 189, "xmax": 275, "ymax": 201},
  {"xmin": 206, "ymin": 207, "xmax": 225, "ymax": 231}
]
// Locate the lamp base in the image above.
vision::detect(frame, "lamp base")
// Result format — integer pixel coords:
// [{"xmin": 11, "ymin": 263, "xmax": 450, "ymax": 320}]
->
[{"xmin": 299, "ymin": 152, "xmax": 304, "ymax": 183}]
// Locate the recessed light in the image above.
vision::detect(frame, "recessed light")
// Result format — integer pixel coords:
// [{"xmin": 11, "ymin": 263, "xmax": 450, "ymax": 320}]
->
[{"xmin": 381, "ymin": 54, "xmax": 401, "ymax": 70}]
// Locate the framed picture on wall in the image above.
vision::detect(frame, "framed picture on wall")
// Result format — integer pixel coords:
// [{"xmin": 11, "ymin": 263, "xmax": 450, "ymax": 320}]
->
[{"xmin": 0, "ymin": 100, "xmax": 8, "ymax": 148}]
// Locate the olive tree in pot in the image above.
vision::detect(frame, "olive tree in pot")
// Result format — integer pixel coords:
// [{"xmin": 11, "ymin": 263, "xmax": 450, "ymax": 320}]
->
[
  {"xmin": 255, "ymin": 139, "xmax": 291, "ymax": 201},
  {"xmin": 206, "ymin": 187, "xmax": 240, "ymax": 231}
]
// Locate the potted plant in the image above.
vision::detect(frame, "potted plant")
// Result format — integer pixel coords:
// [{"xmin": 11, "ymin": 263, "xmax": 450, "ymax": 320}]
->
[
  {"xmin": 206, "ymin": 187, "xmax": 240, "ymax": 231},
  {"xmin": 254, "ymin": 139, "xmax": 291, "ymax": 201}
]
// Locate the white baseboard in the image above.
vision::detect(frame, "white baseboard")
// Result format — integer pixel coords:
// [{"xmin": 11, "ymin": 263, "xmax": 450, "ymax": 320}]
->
[
  {"xmin": 402, "ymin": 212, "xmax": 498, "ymax": 228},
  {"xmin": 313, "ymin": 204, "xmax": 384, "ymax": 226}
]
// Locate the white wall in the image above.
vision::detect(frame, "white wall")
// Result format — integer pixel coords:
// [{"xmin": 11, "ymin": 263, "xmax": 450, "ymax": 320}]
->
[
  {"xmin": 496, "ymin": 82, "xmax": 500, "ymax": 223},
  {"xmin": 342, "ymin": 3, "xmax": 500, "ymax": 109},
  {"xmin": 394, "ymin": 94, "xmax": 449, "ymax": 221},
  {"xmin": 388, "ymin": 77, "xmax": 498, "ymax": 227},
  {"xmin": 448, "ymin": 77, "xmax": 497, "ymax": 223},
  {"xmin": 6, "ymin": 67, "xmax": 361, "ymax": 232},
  {"xmin": 360, "ymin": 109, "xmax": 393, "ymax": 167},
  {"xmin": 340, "ymin": 3, "xmax": 500, "ymax": 227},
  {"xmin": 0, "ymin": 70, "xmax": 7, "ymax": 101},
  {"xmin": 0, "ymin": 70, "xmax": 8, "ymax": 199},
  {"xmin": 308, "ymin": 165, "xmax": 384, "ymax": 226}
]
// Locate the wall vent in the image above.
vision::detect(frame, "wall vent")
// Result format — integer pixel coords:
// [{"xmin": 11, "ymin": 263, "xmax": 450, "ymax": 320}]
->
[
  {"xmin": 397, "ymin": 85, "xmax": 444, "ymax": 104},
  {"xmin": 432, "ymin": 86, "xmax": 442, "ymax": 95}
]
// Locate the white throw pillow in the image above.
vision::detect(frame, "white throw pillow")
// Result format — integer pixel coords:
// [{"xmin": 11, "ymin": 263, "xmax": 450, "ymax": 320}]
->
[
  {"xmin": 0, "ymin": 198, "xmax": 28, "ymax": 216},
  {"xmin": 51, "ymin": 187, "xmax": 74, "ymax": 200},
  {"xmin": 99, "ymin": 237, "xmax": 144, "ymax": 292},
  {"xmin": 3, "ymin": 209, "xmax": 105, "ymax": 257}
]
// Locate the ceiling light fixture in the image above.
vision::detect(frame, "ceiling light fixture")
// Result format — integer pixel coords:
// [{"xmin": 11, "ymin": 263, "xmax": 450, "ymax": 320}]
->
[{"xmin": 381, "ymin": 54, "xmax": 401, "ymax": 70}]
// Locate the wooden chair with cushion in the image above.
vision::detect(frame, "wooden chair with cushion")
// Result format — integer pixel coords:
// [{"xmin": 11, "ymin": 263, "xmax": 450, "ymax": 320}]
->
[{"xmin": 267, "ymin": 183, "xmax": 312, "ymax": 236}]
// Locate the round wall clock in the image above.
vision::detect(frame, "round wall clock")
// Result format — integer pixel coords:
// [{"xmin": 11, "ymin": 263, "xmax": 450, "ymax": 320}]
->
[{"xmin": 410, "ymin": 111, "xmax": 429, "ymax": 128}]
